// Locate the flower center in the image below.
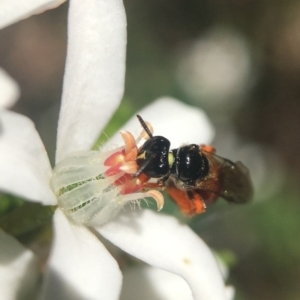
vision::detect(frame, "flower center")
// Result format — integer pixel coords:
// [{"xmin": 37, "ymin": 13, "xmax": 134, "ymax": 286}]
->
[{"xmin": 50, "ymin": 127, "xmax": 164, "ymax": 226}]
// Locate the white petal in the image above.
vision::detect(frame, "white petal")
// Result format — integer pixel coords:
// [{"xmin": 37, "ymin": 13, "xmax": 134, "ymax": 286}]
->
[
  {"xmin": 225, "ymin": 286, "xmax": 235, "ymax": 300},
  {"xmin": 0, "ymin": 110, "xmax": 56, "ymax": 205},
  {"xmin": 121, "ymin": 266, "xmax": 193, "ymax": 300},
  {"xmin": 98, "ymin": 210, "xmax": 227, "ymax": 300},
  {"xmin": 56, "ymin": 0, "xmax": 127, "ymax": 162},
  {"xmin": 0, "ymin": 228, "xmax": 39, "ymax": 300},
  {"xmin": 108, "ymin": 97, "xmax": 215, "ymax": 149},
  {"xmin": 0, "ymin": 68, "xmax": 20, "ymax": 109},
  {"xmin": 0, "ymin": 0, "xmax": 66, "ymax": 29},
  {"xmin": 40, "ymin": 209, "xmax": 122, "ymax": 300}
]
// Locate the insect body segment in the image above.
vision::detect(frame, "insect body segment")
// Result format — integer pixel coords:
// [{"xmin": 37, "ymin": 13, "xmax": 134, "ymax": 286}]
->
[
  {"xmin": 170, "ymin": 144, "xmax": 210, "ymax": 186},
  {"xmin": 135, "ymin": 115, "xmax": 253, "ymax": 216}
]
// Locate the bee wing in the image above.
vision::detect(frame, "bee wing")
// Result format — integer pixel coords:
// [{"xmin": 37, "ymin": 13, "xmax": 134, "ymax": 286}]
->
[{"xmin": 198, "ymin": 151, "xmax": 254, "ymax": 204}]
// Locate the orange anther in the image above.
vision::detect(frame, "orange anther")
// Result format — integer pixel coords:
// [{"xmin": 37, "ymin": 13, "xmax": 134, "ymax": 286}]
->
[
  {"xmin": 120, "ymin": 131, "xmax": 137, "ymax": 154},
  {"xmin": 120, "ymin": 161, "xmax": 139, "ymax": 174},
  {"xmin": 145, "ymin": 190, "xmax": 164, "ymax": 211},
  {"xmin": 125, "ymin": 147, "xmax": 138, "ymax": 161}
]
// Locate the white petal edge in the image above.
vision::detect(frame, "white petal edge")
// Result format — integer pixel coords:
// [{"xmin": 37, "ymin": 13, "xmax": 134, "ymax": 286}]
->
[
  {"xmin": 0, "ymin": 68, "xmax": 20, "ymax": 109},
  {"xmin": 40, "ymin": 209, "xmax": 122, "ymax": 300},
  {"xmin": 97, "ymin": 210, "xmax": 227, "ymax": 300},
  {"xmin": 0, "ymin": 0, "xmax": 65, "ymax": 29},
  {"xmin": 0, "ymin": 110, "xmax": 56, "ymax": 205},
  {"xmin": 108, "ymin": 97, "xmax": 215, "ymax": 149},
  {"xmin": 121, "ymin": 266, "xmax": 194, "ymax": 300},
  {"xmin": 225, "ymin": 286, "xmax": 235, "ymax": 300},
  {"xmin": 0, "ymin": 228, "xmax": 39, "ymax": 300},
  {"xmin": 56, "ymin": 0, "xmax": 127, "ymax": 162}
]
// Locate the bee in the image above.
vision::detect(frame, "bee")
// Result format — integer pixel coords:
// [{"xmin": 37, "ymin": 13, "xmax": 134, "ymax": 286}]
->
[{"xmin": 135, "ymin": 115, "xmax": 253, "ymax": 215}]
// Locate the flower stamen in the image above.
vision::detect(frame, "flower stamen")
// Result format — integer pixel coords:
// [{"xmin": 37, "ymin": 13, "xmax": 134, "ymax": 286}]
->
[
  {"xmin": 119, "ymin": 161, "xmax": 139, "ymax": 174},
  {"xmin": 144, "ymin": 190, "xmax": 164, "ymax": 211},
  {"xmin": 120, "ymin": 130, "xmax": 136, "ymax": 154},
  {"xmin": 51, "ymin": 121, "xmax": 165, "ymax": 226}
]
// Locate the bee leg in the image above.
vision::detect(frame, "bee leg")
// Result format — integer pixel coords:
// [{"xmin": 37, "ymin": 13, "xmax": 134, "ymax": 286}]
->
[
  {"xmin": 137, "ymin": 176, "xmax": 167, "ymax": 191},
  {"xmin": 186, "ymin": 190, "xmax": 206, "ymax": 215},
  {"xmin": 166, "ymin": 183, "xmax": 206, "ymax": 215}
]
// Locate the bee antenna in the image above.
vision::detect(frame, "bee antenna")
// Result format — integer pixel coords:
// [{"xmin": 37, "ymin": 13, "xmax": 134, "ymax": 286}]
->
[{"xmin": 136, "ymin": 114, "xmax": 153, "ymax": 138}]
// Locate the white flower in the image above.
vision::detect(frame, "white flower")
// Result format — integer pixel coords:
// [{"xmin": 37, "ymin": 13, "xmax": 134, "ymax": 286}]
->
[
  {"xmin": 0, "ymin": 0, "xmax": 66, "ymax": 29},
  {"xmin": 120, "ymin": 266, "xmax": 235, "ymax": 300},
  {"xmin": 0, "ymin": 68, "xmax": 20, "ymax": 109},
  {"xmin": 0, "ymin": 228, "xmax": 39, "ymax": 300},
  {"xmin": 0, "ymin": 1, "xmax": 232, "ymax": 300}
]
